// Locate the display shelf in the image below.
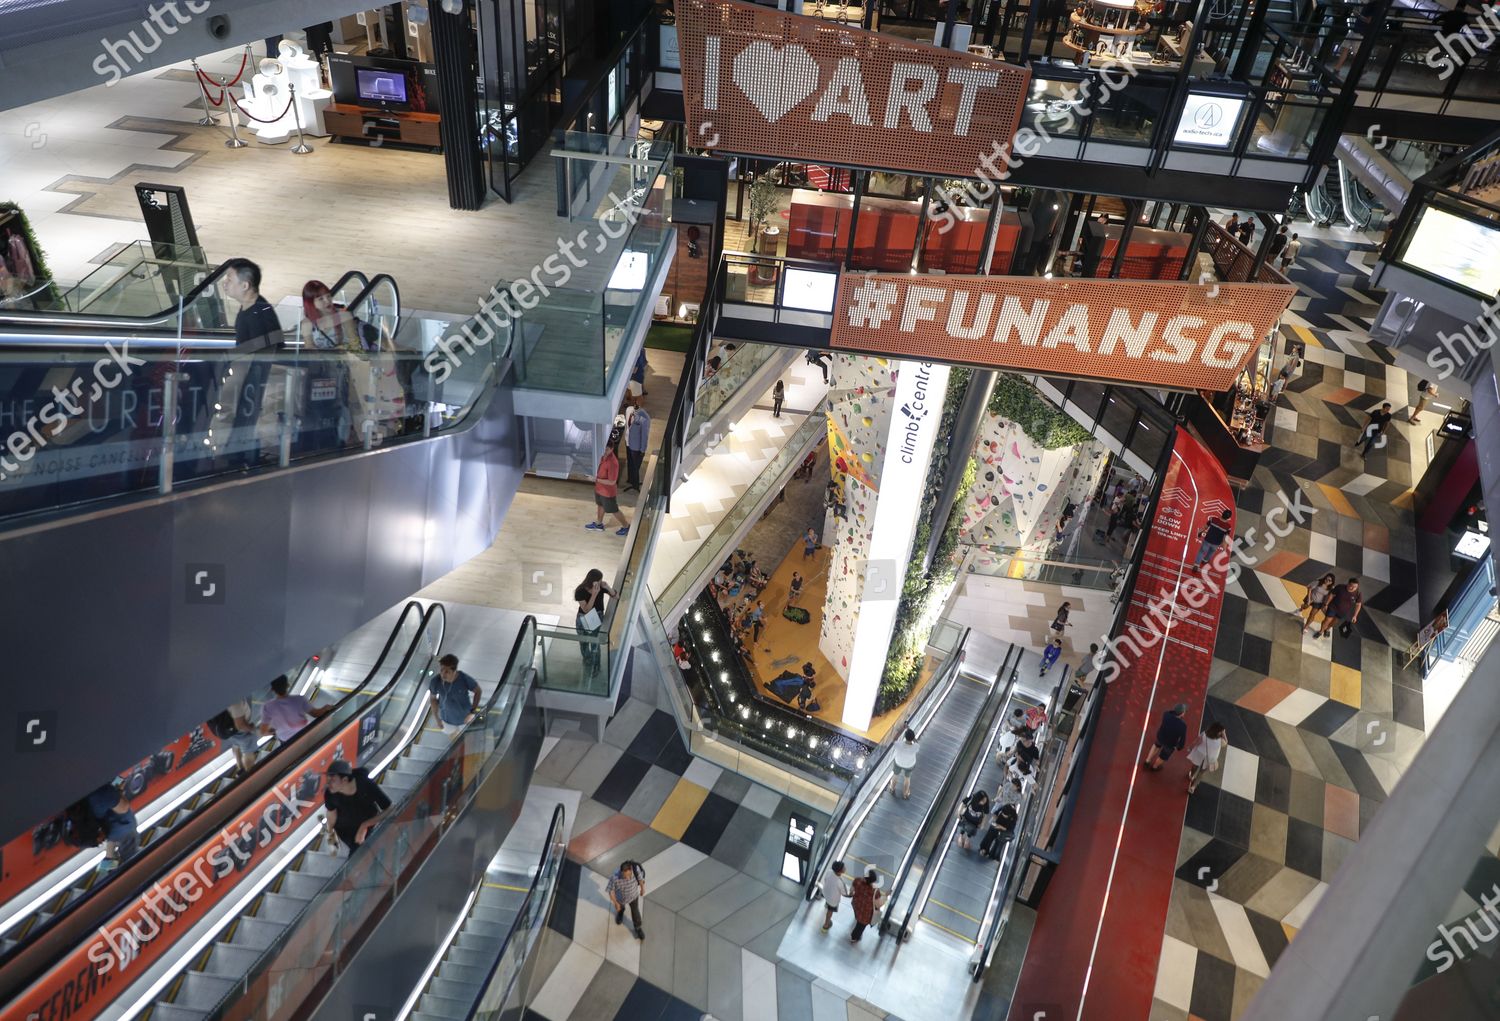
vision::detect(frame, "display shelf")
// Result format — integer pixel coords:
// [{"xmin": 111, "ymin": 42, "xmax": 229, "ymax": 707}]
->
[{"xmin": 1065, "ymin": 0, "xmax": 1152, "ymax": 60}]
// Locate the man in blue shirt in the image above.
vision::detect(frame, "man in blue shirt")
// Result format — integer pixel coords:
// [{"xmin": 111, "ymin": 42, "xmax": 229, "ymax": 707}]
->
[
  {"xmin": 1142, "ymin": 703, "xmax": 1189, "ymax": 771},
  {"xmin": 625, "ymin": 406, "xmax": 650, "ymax": 492},
  {"xmin": 86, "ymin": 782, "xmax": 139, "ymax": 869},
  {"xmin": 429, "ymin": 653, "xmax": 481, "ymax": 736},
  {"xmin": 1039, "ymin": 636, "xmax": 1063, "ymax": 675}
]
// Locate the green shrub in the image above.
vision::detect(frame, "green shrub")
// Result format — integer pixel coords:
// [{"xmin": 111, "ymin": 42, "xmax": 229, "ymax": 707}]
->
[{"xmin": 988, "ymin": 373, "xmax": 1089, "ymax": 449}]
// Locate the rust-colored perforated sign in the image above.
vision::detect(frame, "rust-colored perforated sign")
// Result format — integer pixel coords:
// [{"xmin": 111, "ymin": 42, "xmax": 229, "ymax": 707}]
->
[
  {"xmin": 676, "ymin": 0, "xmax": 1030, "ymax": 177},
  {"xmin": 830, "ymin": 274, "xmax": 1298, "ymax": 391}
]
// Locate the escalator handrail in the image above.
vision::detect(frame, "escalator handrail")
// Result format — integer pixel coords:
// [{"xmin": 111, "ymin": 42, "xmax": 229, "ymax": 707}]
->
[
  {"xmin": 885, "ymin": 644, "xmax": 1019, "ymax": 940},
  {"xmin": 803, "ymin": 626, "xmax": 973, "ymax": 901},
  {"xmin": 901, "ymin": 650, "xmax": 1023, "ymax": 940},
  {"xmin": 971, "ymin": 666, "xmax": 1072, "ymax": 979},
  {"xmin": 0, "ymin": 258, "xmax": 241, "ymax": 337},
  {"xmin": 200, "ymin": 613, "xmax": 539, "ymax": 1021},
  {"xmin": 0, "ymin": 600, "xmax": 434, "ymax": 994},
  {"xmin": 463, "ymin": 803, "xmax": 568, "ymax": 1021},
  {"xmin": 346, "ymin": 273, "xmax": 401, "ymax": 326}
]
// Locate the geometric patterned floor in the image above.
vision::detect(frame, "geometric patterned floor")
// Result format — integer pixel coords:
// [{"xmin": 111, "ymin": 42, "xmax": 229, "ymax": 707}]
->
[
  {"xmin": 1151, "ymin": 237, "xmax": 1435, "ymax": 1021},
  {"xmin": 521, "ymin": 699, "xmax": 897, "ymax": 1021}
]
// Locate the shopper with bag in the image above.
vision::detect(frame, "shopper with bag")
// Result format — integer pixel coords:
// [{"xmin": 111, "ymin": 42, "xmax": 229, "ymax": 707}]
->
[
  {"xmin": 607, "ymin": 859, "xmax": 647, "ymax": 941},
  {"xmin": 849, "ymin": 868, "xmax": 884, "ymax": 943},
  {"xmin": 1316, "ymin": 578, "xmax": 1364, "ymax": 639},
  {"xmin": 574, "ymin": 570, "xmax": 616, "ymax": 681},
  {"xmin": 1185, "ymin": 722, "xmax": 1227, "ymax": 794}
]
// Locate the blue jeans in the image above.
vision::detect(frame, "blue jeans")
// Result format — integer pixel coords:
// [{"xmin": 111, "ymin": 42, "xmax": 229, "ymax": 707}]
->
[{"xmin": 1193, "ymin": 539, "xmax": 1219, "ymax": 566}]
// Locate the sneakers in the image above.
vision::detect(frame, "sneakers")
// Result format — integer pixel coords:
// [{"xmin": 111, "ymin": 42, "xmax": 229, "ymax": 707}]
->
[
  {"xmin": 616, "ymin": 526, "xmax": 629, "ymax": 536},
  {"xmin": 585, "ymin": 522, "xmax": 605, "ymax": 530},
  {"xmin": 635, "ymin": 927, "xmax": 645, "ymax": 940},
  {"xmin": 821, "ymin": 922, "xmax": 832, "ymax": 932}
]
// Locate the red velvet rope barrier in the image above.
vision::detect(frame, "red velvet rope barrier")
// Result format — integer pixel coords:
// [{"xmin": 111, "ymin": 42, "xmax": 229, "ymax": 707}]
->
[
  {"xmin": 195, "ymin": 49, "xmax": 251, "ymax": 89},
  {"xmin": 226, "ymin": 91, "xmax": 295, "ymax": 125},
  {"xmin": 200, "ymin": 83, "xmax": 226, "ymax": 107}
]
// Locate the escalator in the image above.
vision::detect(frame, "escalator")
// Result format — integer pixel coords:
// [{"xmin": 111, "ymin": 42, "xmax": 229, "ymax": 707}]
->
[
  {"xmin": 1304, "ymin": 169, "xmax": 1340, "ymax": 226},
  {"xmin": 0, "ymin": 603, "xmax": 451, "ymax": 1021},
  {"xmin": 138, "ymin": 604, "xmax": 448, "ymax": 1021},
  {"xmin": 808, "ymin": 634, "xmax": 1009, "ymax": 910},
  {"xmin": 913, "ymin": 681, "xmax": 1043, "ymax": 948},
  {"xmin": 0, "ymin": 601, "xmax": 429, "ymax": 961},
  {"xmin": 406, "ymin": 804, "xmax": 568, "ymax": 1021}
]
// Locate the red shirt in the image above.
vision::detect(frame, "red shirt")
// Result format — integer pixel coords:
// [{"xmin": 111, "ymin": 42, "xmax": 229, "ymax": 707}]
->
[
  {"xmin": 851, "ymin": 878, "xmax": 877, "ymax": 923},
  {"xmin": 595, "ymin": 453, "xmax": 619, "ymax": 497}
]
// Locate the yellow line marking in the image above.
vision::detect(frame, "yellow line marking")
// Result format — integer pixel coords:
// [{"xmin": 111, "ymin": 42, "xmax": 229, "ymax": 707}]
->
[
  {"xmin": 919, "ymin": 915, "xmax": 977, "ymax": 944},
  {"xmin": 844, "ymin": 856, "xmax": 895, "ymax": 880},
  {"xmin": 483, "ymin": 881, "xmax": 529, "ymax": 892},
  {"xmin": 928, "ymin": 899, "xmax": 982, "ymax": 925}
]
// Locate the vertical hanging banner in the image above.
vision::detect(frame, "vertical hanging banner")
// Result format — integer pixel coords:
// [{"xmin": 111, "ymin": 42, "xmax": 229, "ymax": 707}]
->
[{"xmin": 675, "ymin": 0, "xmax": 1031, "ymax": 177}]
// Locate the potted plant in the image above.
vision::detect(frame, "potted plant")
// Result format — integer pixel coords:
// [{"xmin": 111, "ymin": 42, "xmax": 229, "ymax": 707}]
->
[{"xmin": 747, "ymin": 175, "xmax": 780, "ymax": 284}]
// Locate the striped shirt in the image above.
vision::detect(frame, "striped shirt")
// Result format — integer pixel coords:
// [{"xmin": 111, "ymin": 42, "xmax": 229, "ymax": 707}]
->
[{"xmin": 607, "ymin": 867, "xmax": 642, "ymax": 905}]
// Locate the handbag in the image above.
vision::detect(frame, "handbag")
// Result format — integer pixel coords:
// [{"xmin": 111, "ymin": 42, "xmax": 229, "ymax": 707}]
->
[{"xmin": 1339, "ymin": 620, "xmax": 1353, "ymax": 638}]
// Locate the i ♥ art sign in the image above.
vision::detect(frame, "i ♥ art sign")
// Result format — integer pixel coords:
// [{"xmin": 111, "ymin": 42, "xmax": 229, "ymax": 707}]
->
[{"xmin": 676, "ymin": 0, "xmax": 1030, "ymax": 178}]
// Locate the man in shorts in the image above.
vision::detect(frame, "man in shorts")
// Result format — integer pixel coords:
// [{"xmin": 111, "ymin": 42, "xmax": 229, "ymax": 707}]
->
[
  {"xmin": 1317, "ymin": 578, "xmax": 1364, "ymax": 639},
  {"xmin": 1141, "ymin": 703, "xmax": 1188, "ymax": 771},
  {"xmin": 225, "ymin": 699, "xmax": 260, "ymax": 775},
  {"xmin": 587, "ymin": 438, "xmax": 631, "ymax": 536}
]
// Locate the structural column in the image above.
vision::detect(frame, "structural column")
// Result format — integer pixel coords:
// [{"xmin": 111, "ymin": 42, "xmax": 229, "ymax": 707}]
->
[{"xmin": 431, "ymin": 0, "xmax": 487, "ymax": 210}]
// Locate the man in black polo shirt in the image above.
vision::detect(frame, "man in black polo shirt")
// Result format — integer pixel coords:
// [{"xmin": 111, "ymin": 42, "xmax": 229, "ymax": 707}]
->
[
  {"xmin": 322, "ymin": 759, "xmax": 391, "ymax": 853},
  {"xmin": 1357, "ymin": 402, "xmax": 1394, "ymax": 457},
  {"xmin": 217, "ymin": 258, "xmax": 283, "ymax": 466}
]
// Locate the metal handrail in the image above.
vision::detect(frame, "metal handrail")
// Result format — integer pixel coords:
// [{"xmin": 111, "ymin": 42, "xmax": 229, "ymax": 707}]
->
[
  {"xmin": 464, "ymin": 803, "xmax": 568, "ymax": 1019},
  {"xmin": 886, "ymin": 644, "xmax": 1019, "ymax": 940},
  {"xmin": 803, "ymin": 626, "xmax": 973, "ymax": 901},
  {"xmin": 0, "ymin": 600, "xmax": 437, "ymax": 996},
  {"xmin": 898, "ymin": 648, "xmax": 1022, "ymax": 941}
]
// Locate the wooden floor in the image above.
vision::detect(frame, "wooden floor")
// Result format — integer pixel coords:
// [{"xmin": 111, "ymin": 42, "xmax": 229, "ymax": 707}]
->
[{"xmin": 741, "ymin": 539, "xmax": 933, "ymax": 743}]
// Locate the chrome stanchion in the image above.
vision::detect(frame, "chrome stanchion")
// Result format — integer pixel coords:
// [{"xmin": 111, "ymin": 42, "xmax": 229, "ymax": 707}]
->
[
  {"xmin": 225, "ymin": 95, "xmax": 249, "ymax": 149},
  {"xmin": 190, "ymin": 61, "xmax": 219, "ymax": 126},
  {"xmin": 289, "ymin": 83, "xmax": 313, "ymax": 155}
]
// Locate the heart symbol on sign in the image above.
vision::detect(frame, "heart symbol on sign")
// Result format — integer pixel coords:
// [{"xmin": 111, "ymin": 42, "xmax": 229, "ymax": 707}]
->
[{"xmin": 732, "ymin": 41, "xmax": 820, "ymax": 123}]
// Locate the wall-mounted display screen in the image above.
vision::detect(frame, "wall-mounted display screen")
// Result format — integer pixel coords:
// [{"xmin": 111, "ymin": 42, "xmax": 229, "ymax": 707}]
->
[
  {"xmin": 782, "ymin": 268, "xmax": 838, "ymax": 311},
  {"xmin": 1402, "ymin": 206, "xmax": 1500, "ymax": 298},
  {"xmin": 357, "ymin": 67, "xmax": 408, "ymax": 105}
]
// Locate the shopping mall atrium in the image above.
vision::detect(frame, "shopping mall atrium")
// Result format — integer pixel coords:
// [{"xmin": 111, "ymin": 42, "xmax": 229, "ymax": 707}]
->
[{"xmin": 0, "ymin": 0, "xmax": 1498, "ymax": 1019}]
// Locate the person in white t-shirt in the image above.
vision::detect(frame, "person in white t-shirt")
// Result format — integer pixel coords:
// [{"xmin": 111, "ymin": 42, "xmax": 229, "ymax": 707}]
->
[
  {"xmin": 820, "ymin": 860, "xmax": 850, "ymax": 932},
  {"xmin": 889, "ymin": 728, "xmax": 918, "ymax": 800},
  {"xmin": 1186, "ymin": 722, "xmax": 1227, "ymax": 794}
]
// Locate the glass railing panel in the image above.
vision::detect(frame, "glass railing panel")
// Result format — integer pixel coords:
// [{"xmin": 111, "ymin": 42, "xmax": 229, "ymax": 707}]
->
[
  {"xmin": 203, "ymin": 618, "xmax": 538, "ymax": 1021},
  {"xmin": 510, "ymin": 284, "xmax": 606, "ymax": 394},
  {"xmin": 688, "ymin": 341, "xmax": 777, "ymax": 432},
  {"xmin": 962, "ymin": 546, "xmax": 1122, "ymax": 591},
  {"xmin": 652, "ymin": 404, "xmax": 827, "ymax": 614},
  {"xmin": 472, "ymin": 806, "xmax": 567, "ymax": 1020},
  {"xmin": 535, "ymin": 624, "xmax": 611, "ymax": 695},
  {"xmin": 0, "ymin": 334, "xmax": 486, "ymax": 521}
]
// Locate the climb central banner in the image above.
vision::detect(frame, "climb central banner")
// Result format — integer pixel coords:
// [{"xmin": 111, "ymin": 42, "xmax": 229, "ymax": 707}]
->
[{"xmin": 829, "ymin": 274, "xmax": 1298, "ymax": 392}]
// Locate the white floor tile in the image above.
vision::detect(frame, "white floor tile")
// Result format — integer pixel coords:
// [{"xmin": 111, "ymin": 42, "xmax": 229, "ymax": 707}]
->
[
  {"xmin": 1362, "ymin": 548, "xmax": 1390, "ymax": 582},
  {"xmin": 1266, "ymin": 688, "xmax": 1326, "ymax": 726},
  {"xmin": 530, "ymin": 942, "xmax": 604, "ymax": 1021},
  {"xmin": 742, "ymin": 784, "xmax": 784, "ymax": 817},
  {"xmin": 1283, "ymin": 881, "xmax": 1329, "ymax": 929},
  {"xmin": 1152, "ymin": 934, "xmax": 1198, "ymax": 1010},
  {"xmin": 810, "ymin": 979, "xmax": 849, "ymax": 1021},
  {"xmin": 1221, "ymin": 746, "xmax": 1259, "ymax": 802},
  {"xmin": 1308, "ymin": 531, "xmax": 1338, "ymax": 566},
  {"xmin": 1208, "ymin": 894, "xmax": 1271, "ymax": 977},
  {"xmin": 742, "ymin": 948, "xmax": 780, "ymax": 1021},
  {"xmin": 642, "ymin": 841, "xmax": 708, "ymax": 888},
  {"xmin": 683, "ymin": 757, "xmax": 724, "ymax": 790}
]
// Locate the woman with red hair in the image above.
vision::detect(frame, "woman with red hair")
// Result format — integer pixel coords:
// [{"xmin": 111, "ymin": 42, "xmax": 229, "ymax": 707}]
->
[{"xmin": 299, "ymin": 279, "xmax": 371, "ymax": 350}]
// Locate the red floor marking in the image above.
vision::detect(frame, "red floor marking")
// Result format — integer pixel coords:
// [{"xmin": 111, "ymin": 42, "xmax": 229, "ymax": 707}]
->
[{"xmin": 1009, "ymin": 428, "xmax": 1233, "ymax": 1021}]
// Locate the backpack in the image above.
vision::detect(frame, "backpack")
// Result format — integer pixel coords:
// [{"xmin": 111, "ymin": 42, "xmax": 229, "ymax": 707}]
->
[
  {"xmin": 622, "ymin": 861, "xmax": 645, "ymax": 885},
  {"xmin": 208, "ymin": 710, "xmax": 238, "ymax": 740},
  {"xmin": 996, "ymin": 803, "xmax": 1019, "ymax": 830},
  {"xmin": 63, "ymin": 802, "xmax": 104, "ymax": 848}
]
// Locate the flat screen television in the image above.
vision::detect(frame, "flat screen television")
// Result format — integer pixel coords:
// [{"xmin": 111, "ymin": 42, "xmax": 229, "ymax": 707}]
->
[
  {"xmin": 356, "ymin": 67, "xmax": 408, "ymax": 106},
  {"xmin": 1401, "ymin": 206, "xmax": 1500, "ymax": 298}
]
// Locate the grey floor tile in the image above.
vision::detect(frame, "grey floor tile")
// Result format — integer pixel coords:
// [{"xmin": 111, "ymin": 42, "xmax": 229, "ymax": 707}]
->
[
  {"xmin": 571, "ymin": 958, "xmax": 638, "ymax": 1020},
  {"xmin": 637, "ymin": 903, "xmax": 678, "ymax": 991},
  {"xmin": 712, "ymin": 771, "xmax": 753, "ymax": 801},
  {"xmin": 679, "ymin": 872, "xmax": 770, "ymax": 929},
  {"xmin": 709, "ymin": 808, "xmax": 772, "ymax": 871},
  {"xmin": 776, "ymin": 966, "xmax": 815, "ymax": 1021},
  {"xmin": 712, "ymin": 888, "xmax": 800, "ymax": 947},
  {"xmin": 706, "ymin": 932, "xmax": 745, "ymax": 1021},
  {"xmin": 744, "ymin": 914, "xmax": 791, "ymax": 960},
  {"xmin": 566, "ymin": 742, "xmax": 625, "ymax": 796},
  {"xmin": 535, "ymin": 734, "xmax": 592, "ymax": 784},
  {"xmin": 653, "ymin": 858, "xmax": 741, "ymax": 912},
  {"xmin": 572, "ymin": 796, "xmax": 617, "ymax": 836},
  {"xmin": 604, "ymin": 697, "xmax": 657, "ymax": 750},
  {"xmin": 594, "ymin": 827, "xmax": 675, "ymax": 871},
  {"xmin": 672, "ymin": 915, "xmax": 711, "ymax": 1008},
  {"xmin": 621, "ymin": 764, "xmax": 682, "ymax": 824}
]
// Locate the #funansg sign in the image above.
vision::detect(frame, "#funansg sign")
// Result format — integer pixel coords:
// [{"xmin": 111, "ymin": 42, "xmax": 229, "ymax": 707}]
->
[
  {"xmin": 831, "ymin": 274, "xmax": 1297, "ymax": 392},
  {"xmin": 676, "ymin": 0, "xmax": 1030, "ymax": 178}
]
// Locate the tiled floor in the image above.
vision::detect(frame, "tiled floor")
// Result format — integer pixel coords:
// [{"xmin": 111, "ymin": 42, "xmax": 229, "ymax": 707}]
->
[
  {"xmin": 523, "ymin": 699, "xmax": 897, "ymax": 1021},
  {"xmin": 1149, "ymin": 236, "xmax": 1437, "ymax": 1021}
]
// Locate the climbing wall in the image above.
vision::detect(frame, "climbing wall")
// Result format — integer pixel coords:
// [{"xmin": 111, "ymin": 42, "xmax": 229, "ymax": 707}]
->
[
  {"xmin": 819, "ymin": 353, "xmax": 900, "ymax": 681},
  {"xmin": 960, "ymin": 408, "xmax": 1108, "ymax": 551}
]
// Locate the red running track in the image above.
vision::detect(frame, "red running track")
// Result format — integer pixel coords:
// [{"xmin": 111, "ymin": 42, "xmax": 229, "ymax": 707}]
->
[{"xmin": 1009, "ymin": 427, "xmax": 1234, "ymax": 1021}]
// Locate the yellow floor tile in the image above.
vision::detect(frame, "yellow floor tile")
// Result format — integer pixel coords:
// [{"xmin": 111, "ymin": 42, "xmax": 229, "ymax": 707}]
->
[
  {"xmin": 651, "ymin": 778, "xmax": 710, "ymax": 839},
  {"xmin": 1283, "ymin": 923, "xmax": 1300, "ymax": 942},
  {"xmin": 1330, "ymin": 663, "xmax": 1362, "ymax": 707},
  {"xmin": 1316, "ymin": 482, "xmax": 1358, "ymax": 519},
  {"xmin": 1281, "ymin": 579, "xmax": 1308, "ymax": 608},
  {"xmin": 1291, "ymin": 325, "xmax": 1320, "ymax": 349}
]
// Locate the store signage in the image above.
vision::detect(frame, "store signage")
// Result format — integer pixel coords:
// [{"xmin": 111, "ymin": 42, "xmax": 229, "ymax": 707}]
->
[
  {"xmin": 1173, "ymin": 92, "xmax": 1247, "ymax": 148},
  {"xmin": 2, "ymin": 729, "xmax": 360, "ymax": 1021},
  {"xmin": 829, "ymin": 274, "xmax": 1297, "ymax": 392},
  {"xmin": 660, "ymin": 23, "xmax": 681, "ymax": 69},
  {"xmin": 782, "ymin": 814, "xmax": 816, "ymax": 882},
  {"xmin": 675, "ymin": 0, "xmax": 1029, "ymax": 177}
]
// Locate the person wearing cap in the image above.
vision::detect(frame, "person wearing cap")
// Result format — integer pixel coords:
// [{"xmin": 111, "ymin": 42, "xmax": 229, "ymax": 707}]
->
[
  {"xmin": 322, "ymin": 759, "xmax": 391, "ymax": 853},
  {"xmin": 1142, "ymin": 704, "xmax": 1189, "ymax": 772}
]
